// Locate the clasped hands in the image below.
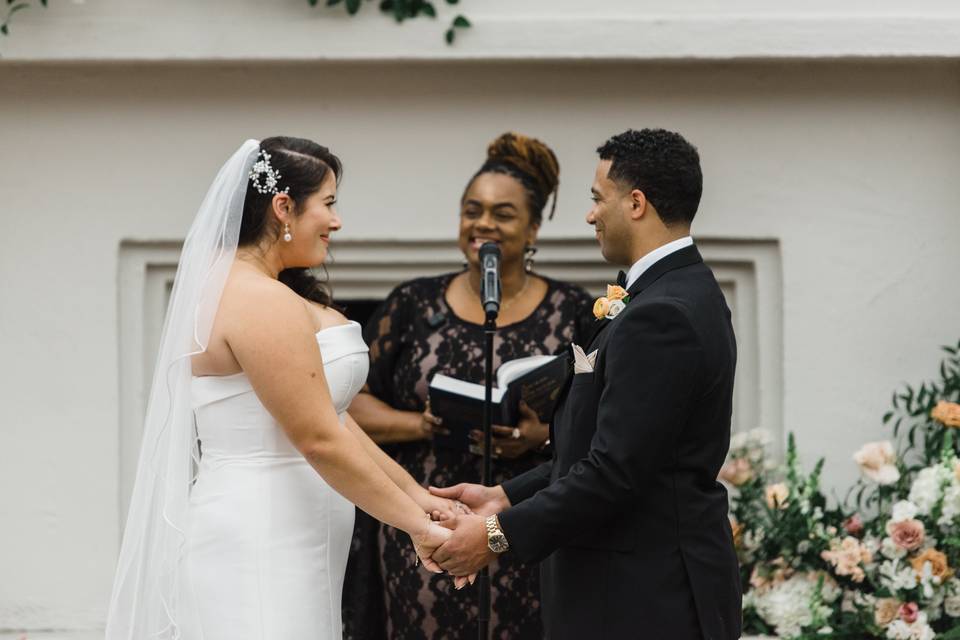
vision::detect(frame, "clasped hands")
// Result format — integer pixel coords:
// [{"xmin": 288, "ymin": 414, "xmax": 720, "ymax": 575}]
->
[{"xmin": 411, "ymin": 482, "xmax": 511, "ymax": 590}]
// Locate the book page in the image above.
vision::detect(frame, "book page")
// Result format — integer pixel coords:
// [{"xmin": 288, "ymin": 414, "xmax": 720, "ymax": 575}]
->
[{"xmin": 496, "ymin": 355, "xmax": 558, "ymax": 388}]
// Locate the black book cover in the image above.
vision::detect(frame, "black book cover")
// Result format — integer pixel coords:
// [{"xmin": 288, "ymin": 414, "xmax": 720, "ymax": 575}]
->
[{"xmin": 428, "ymin": 353, "xmax": 572, "ymax": 453}]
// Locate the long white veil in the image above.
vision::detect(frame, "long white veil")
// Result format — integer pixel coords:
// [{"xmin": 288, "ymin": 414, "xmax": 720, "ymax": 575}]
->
[{"xmin": 106, "ymin": 140, "xmax": 260, "ymax": 639}]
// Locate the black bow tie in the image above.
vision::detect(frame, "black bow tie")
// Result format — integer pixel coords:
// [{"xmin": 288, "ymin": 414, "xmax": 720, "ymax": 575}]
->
[{"xmin": 616, "ymin": 270, "xmax": 627, "ymax": 288}]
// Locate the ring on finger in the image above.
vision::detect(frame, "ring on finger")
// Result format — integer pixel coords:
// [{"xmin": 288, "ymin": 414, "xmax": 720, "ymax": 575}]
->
[{"xmin": 511, "ymin": 427, "xmax": 521, "ymax": 440}]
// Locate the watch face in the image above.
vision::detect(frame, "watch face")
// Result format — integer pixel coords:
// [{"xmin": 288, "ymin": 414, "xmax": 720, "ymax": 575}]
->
[{"xmin": 488, "ymin": 534, "xmax": 509, "ymax": 554}]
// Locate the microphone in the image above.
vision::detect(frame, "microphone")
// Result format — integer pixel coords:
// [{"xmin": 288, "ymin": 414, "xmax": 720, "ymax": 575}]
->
[{"xmin": 478, "ymin": 242, "xmax": 502, "ymax": 319}]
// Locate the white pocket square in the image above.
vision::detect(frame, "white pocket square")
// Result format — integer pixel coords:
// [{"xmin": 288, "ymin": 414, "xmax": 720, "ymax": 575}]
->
[{"xmin": 572, "ymin": 344, "xmax": 598, "ymax": 374}]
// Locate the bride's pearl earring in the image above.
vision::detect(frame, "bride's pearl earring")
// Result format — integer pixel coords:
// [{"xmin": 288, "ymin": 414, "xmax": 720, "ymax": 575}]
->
[{"xmin": 283, "ymin": 223, "xmax": 293, "ymax": 242}]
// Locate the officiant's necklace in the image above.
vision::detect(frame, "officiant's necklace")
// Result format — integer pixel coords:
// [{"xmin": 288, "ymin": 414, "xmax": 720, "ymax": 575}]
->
[{"xmin": 467, "ymin": 271, "xmax": 530, "ymax": 314}]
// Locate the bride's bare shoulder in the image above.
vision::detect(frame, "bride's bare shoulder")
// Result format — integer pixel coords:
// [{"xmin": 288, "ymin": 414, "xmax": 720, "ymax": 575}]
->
[{"xmin": 219, "ymin": 265, "xmax": 309, "ymax": 330}]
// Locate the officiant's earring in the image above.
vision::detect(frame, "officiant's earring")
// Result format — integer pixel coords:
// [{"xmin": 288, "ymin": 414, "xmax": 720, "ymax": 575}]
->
[
  {"xmin": 283, "ymin": 223, "xmax": 293, "ymax": 242},
  {"xmin": 524, "ymin": 245, "xmax": 538, "ymax": 273}
]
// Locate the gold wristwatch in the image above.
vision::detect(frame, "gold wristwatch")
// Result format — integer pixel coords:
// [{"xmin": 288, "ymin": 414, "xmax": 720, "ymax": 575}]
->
[{"xmin": 485, "ymin": 515, "xmax": 509, "ymax": 553}]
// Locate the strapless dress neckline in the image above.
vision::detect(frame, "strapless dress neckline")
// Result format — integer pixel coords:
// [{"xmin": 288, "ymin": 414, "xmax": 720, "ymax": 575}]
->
[{"xmin": 192, "ymin": 321, "xmax": 363, "ymax": 382}]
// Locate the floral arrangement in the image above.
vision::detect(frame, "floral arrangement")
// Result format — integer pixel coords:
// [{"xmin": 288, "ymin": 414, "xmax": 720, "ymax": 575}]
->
[{"xmin": 727, "ymin": 341, "xmax": 960, "ymax": 639}]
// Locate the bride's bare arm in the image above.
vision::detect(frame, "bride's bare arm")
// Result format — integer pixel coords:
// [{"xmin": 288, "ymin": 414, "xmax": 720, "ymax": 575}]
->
[
  {"xmin": 222, "ymin": 279, "xmax": 442, "ymax": 546},
  {"xmin": 342, "ymin": 412, "xmax": 461, "ymax": 518}
]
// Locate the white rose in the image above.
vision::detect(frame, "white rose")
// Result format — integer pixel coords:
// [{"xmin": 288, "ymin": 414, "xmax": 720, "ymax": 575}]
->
[
  {"xmin": 605, "ymin": 299, "xmax": 626, "ymax": 318},
  {"xmin": 853, "ymin": 441, "xmax": 900, "ymax": 485}
]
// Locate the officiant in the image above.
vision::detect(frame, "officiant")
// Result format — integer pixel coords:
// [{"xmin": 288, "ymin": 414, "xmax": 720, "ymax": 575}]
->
[{"xmin": 345, "ymin": 132, "xmax": 594, "ymax": 639}]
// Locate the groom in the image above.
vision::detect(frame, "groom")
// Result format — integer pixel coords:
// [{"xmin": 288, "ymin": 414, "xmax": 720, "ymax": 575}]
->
[{"xmin": 430, "ymin": 129, "xmax": 741, "ymax": 639}]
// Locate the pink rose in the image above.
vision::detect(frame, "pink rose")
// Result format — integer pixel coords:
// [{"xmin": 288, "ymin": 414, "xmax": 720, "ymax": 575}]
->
[
  {"xmin": 899, "ymin": 602, "xmax": 919, "ymax": 624},
  {"xmin": 886, "ymin": 518, "xmax": 925, "ymax": 551},
  {"xmin": 843, "ymin": 513, "xmax": 864, "ymax": 537},
  {"xmin": 719, "ymin": 458, "xmax": 753, "ymax": 486}
]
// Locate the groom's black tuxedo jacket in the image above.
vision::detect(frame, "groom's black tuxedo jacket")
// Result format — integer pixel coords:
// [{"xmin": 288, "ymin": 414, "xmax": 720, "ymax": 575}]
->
[{"xmin": 499, "ymin": 245, "xmax": 741, "ymax": 640}]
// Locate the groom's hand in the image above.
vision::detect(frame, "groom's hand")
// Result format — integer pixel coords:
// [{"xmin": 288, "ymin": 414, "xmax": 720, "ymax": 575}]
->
[
  {"xmin": 428, "ymin": 483, "xmax": 510, "ymax": 517},
  {"xmin": 432, "ymin": 514, "xmax": 497, "ymax": 576}
]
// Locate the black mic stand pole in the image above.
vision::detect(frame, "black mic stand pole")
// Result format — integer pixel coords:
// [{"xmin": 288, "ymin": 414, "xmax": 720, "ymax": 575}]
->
[{"xmin": 478, "ymin": 307, "xmax": 497, "ymax": 640}]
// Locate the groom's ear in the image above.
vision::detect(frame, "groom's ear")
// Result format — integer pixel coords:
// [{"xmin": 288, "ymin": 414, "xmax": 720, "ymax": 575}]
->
[{"xmin": 628, "ymin": 189, "xmax": 648, "ymax": 221}]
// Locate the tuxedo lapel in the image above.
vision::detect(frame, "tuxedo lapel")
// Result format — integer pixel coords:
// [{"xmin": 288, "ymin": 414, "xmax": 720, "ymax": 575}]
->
[
  {"xmin": 586, "ymin": 245, "xmax": 703, "ymax": 350},
  {"xmin": 626, "ymin": 244, "xmax": 703, "ymax": 299}
]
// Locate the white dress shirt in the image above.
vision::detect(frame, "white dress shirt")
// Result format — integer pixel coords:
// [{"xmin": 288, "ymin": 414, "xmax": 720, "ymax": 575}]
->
[{"xmin": 624, "ymin": 236, "xmax": 694, "ymax": 289}]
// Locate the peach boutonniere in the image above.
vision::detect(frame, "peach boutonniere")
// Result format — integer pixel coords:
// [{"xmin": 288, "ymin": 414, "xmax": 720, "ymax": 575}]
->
[{"xmin": 593, "ymin": 284, "xmax": 631, "ymax": 320}]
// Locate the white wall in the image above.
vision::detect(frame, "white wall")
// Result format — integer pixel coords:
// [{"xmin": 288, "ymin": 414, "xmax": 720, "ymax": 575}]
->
[
  {"xmin": 2, "ymin": 58, "xmax": 960, "ymax": 633},
  {"xmin": 5, "ymin": 0, "xmax": 960, "ymax": 60}
]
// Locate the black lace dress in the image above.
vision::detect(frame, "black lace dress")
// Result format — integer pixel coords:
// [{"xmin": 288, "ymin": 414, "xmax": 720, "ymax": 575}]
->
[{"xmin": 344, "ymin": 272, "xmax": 594, "ymax": 640}]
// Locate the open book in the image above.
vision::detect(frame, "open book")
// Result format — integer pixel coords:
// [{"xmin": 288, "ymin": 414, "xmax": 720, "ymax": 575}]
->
[{"xmin": 428, "ymin": 353, "xmax": 571, "ymax": 452}]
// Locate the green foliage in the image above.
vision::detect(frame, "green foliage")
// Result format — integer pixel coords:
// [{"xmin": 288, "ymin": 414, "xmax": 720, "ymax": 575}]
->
[
  {"xmin": 313, "ymin": 0, "xmax": 471, "ymax": 44},
  {"xmin": 1, "ymin": 1, "xmax": 470, "ymax": 45},
  {"xmin": 846, "ymin": 340, "xmax": 960, "ymax": 520}
]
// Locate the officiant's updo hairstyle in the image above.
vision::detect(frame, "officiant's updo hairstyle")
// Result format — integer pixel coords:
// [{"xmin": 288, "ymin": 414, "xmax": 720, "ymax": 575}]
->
[
  {"xmin": 239, "ymin": 136, "xmax": 343, "ymax": 306},
  {"xmin": 466, "ymin": 132, "xmax": 560, "ymax": 224}
]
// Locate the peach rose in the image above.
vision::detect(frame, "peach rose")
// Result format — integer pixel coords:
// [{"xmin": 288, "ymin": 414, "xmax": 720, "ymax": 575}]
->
[
  {"xmin": 592, "ymin": 297, "xmax": 610, "ymax": 319},
  {"xmin": 911, "ymin": 548, "xmax": 954, "ymax": 581},
  {"xmin": 729, "ymin": 517, "xmax": 743, "ymax": 549},
  {"xmin": 719, "ymin": 457, "xmax": 753, "ymax": 486},
  {"xmin": 898, "ymin": 602, "xmax": 919, "ymax": 624},
  {"xmin": 606, "ymin": 284, "xmax": 628, "ymax": 301},
  {"xmin": 932, "ymin": 401, "xmax": 960, "ymax": 428},
  {"xmin": 820, "ymin": 536, "xmax": 872, "ymax": 583},
  {"xmin": 765, "ymin": 483, "xmax": 789, "ymax": 509},
  {"xmin": 853, "ymin": 441, "xmax": 900, "ymax": 485},
  {"xmin": 875, "ymin": 598, "xmax": 901, "ymax": 627},
  {"xmin": 954, "ymin": 461, "xmax": 960, "ymax": 484},
  {"xmin": 886, "ymin": 519, "xmax": 925, "ymax": 551}
]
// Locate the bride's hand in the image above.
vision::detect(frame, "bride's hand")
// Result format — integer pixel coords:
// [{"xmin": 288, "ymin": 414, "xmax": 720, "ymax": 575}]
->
[
  {"xmin": 411, "ymin": 520, "xmax": 452, "ymax": 573},
  {"xmin": 413, "ymin": 488, "xmax": 472, "ymax": 522}
]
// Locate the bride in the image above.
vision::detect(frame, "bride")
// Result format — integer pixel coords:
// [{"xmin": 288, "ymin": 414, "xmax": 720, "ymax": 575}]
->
[{"xmin": 106, "ymin": 137, "xmax": 460, "ymax": 639}]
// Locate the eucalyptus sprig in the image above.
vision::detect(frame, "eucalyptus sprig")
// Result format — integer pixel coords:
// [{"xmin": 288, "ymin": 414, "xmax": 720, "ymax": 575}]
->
[
  {"xmin": 309, "ymin": 0, "xmax": 471, "ymax": 44},
  {"xmin": 1, "ymin": 0, "xmax": 46, "ymax": 37}
]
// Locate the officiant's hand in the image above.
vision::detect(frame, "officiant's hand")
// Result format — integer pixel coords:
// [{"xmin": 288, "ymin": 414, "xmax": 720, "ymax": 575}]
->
[
  {"xmin": 418, "ymin": 401, "xmax": 449, "ymax": 438},
  {"xmin": 432, "ymin": 514, "xmax": 497, "ymax": 577},
  {"xmin": 428, "ymin": 482, "xmax": 510, "ymax": 517},
  {"xmin": 470, "ymin": 401, "xmax": 547, "ymax": 459}
]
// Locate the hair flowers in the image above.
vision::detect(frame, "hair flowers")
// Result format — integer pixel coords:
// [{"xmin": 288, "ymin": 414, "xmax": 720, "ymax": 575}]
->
[
  {"xmin": 593, "ymin": 284, "xmax": 630, "ymax": 320},
  {"xmin": 249, "ymin": 149, "xmax": 290, "ymax": 196}
]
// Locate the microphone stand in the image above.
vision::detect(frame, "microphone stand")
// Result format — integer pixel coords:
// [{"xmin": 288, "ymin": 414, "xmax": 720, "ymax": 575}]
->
[{"xmin": 478, "ymin": 307, "xmax": 496, "ymax": 640}]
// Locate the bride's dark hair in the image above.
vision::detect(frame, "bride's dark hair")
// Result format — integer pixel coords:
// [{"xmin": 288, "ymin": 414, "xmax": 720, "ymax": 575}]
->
[{"xmin": 238, "ymin": 136, "xmax": 343, "ymax": 307}]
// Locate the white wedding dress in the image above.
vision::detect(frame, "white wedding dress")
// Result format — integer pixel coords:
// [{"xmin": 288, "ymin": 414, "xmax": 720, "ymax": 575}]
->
[{"xmin": 184, "ymin": 321, "xmax": 368, "ymax": 639}]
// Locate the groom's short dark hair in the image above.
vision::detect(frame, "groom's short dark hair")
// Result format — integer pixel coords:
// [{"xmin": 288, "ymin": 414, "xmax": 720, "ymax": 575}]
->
[{"xmin": 597, "ymin": 128, "xmax": 702, "ymax": 226}]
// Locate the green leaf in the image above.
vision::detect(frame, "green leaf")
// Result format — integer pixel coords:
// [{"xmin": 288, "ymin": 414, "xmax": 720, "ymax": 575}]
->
[
  {"xmin": 882, "ymin": 410, "xmax": 893, "ymax": 424},
  {"xmin": 0, "ymin": 24, "xmax": 7, "ymax": 35},
  {"xmin": 452, "ymin": 14, "xmax": 470, "ymax": 28},
  {"xmin": 345, "ymin": 0, "xmax": 361, "ymax": 13},
  {"xmin": 445, "ymin": 27, "xmax": 454, "ymax": 43},
  {"xmin": 445, "ymin": 0, "xmax": 459, "ymax": 3},
  {"xmin": 307, "ymin": 0, "xmax": 318, "ymax": 6},
  {"xmin": 326, "ymin": 0, "xmax": 343, "ymax": 6},
  {"xmin": 8, "ymin": 2, "xmax": 29, "ymax": 14},
  {"xmin": 420, "ymin": 1, "xmax": 436, "ymax": 17}
]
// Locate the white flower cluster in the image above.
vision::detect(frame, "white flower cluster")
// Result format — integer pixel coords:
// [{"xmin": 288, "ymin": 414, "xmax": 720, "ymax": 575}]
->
[
  {"xmin": 878, "ymin": 559, "xmax": 919, "ymax": 592},
  {"xmin": 249, "ymin": 150, "xmax": 290, "ymax": 196},
  {"xmin": 908, "ymin": 465, "xmax": 952, "ymax": 516},
  {"xmin": 750, "ymin": 574, "xmax": 837, "ymax": 639},
  {"xmin": 945, "ymin": 579, "xmax": 960, "ymax": 618}
]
